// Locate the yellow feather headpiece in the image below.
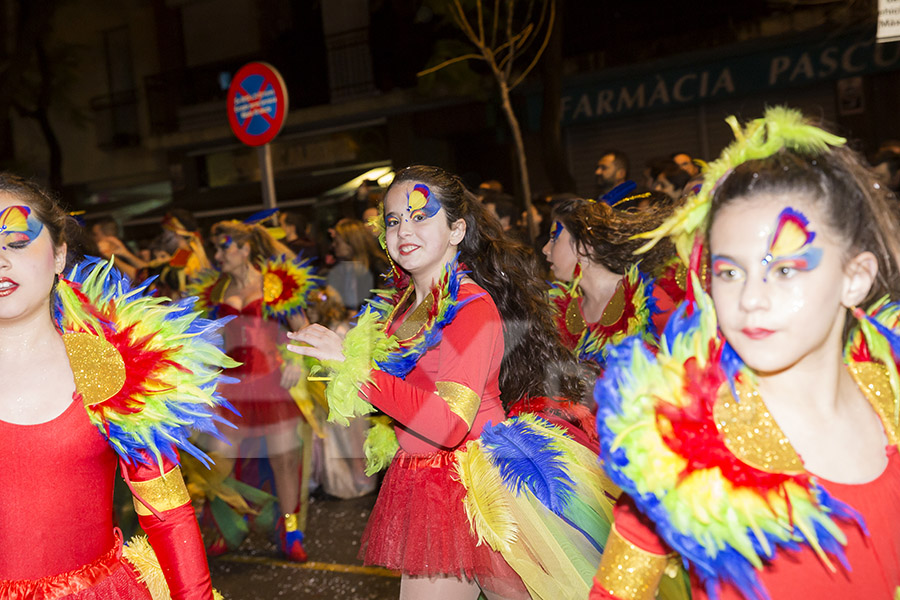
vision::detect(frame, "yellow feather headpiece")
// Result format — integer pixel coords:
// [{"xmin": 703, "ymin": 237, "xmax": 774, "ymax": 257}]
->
[{"xmin": 634, "ymin": 106, "xmax": 846, "ymax": 263}]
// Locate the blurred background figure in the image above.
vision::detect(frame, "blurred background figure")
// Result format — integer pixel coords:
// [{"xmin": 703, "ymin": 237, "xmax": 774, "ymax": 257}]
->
[
  {"xmin": 671, "ymin": 151, "xmax": 701, "ymax": 177},
  {"xmin": 594, "ymin": 149, "xmax": 629, "ymax": 198},
  {"xmin": 326, "ymin": 218, "xmax": 389, "ymax": 311}
]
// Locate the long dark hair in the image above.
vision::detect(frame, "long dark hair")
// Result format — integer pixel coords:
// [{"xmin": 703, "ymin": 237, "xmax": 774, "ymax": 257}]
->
[
  {"xmin": 388, "ymin": 166, "xmax": 585, "ymax": 407},
  {"xmin": 552, "ymin": 193, "xmax": 676, "ymax": 277}
]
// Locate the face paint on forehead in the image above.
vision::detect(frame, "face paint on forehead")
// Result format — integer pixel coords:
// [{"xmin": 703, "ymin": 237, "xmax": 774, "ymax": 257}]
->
[
  {"xmin": 0, "ymin": 205, "xmax": 43, "ymax": 249},
  {"xmin": 761, "ymin": 207, "xmax": 823, "ymax": 280},
  {"xmin": 405, "ymin": 184, "xmax": 441, "ymax": 221},
  {"xmin": 216, "ymin": 235, "xmax": 234, "ymax": 250},
  {"xmin": 550, "ymin": 220, "xmax": 563, "ymax": 242}
]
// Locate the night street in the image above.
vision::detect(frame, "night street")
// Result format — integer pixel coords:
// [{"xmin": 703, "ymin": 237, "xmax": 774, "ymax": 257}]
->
[{"xmin": 210, "ymin": 492, "xmax": 400, "ymax": 600}]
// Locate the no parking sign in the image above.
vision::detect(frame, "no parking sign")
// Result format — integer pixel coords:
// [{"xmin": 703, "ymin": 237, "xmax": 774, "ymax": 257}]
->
[{"xmin": 227, "ymin": 62, "xmax": 289, "ymax": 146}]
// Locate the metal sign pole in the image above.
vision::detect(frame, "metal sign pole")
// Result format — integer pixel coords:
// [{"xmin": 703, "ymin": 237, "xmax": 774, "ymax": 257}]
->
[{"xmin": 258, "ymin": 143, "xmax": 277, "ymax": 210}]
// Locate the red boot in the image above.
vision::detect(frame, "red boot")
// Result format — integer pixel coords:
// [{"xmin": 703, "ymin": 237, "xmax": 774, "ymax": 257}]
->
[{"xmin": 279, "ymin": 512, "xmax": 308, "ymax": 562}]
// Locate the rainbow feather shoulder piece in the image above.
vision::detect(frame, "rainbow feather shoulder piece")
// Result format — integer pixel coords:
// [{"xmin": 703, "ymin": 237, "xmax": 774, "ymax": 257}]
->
[
  {"xmin": 322, "ymin": 256, "xmax": 474, "ymax": 423},
  {"xmin": 846, "ymin": 297, "xmax": 900, "ymax": 432},
  {"xmin": 184, "ymin": 268, "xmax": 227, "ymax": 318},
  {"xmin": 596, "ymin": 275, "xmax": 862, "ymax": 600},
  {"xmin": 550, "ymin": 264, "xmax": 657, "ymax": 367},
  {"xmin": 261, "ymin": 253, "xmax": 324, "ymax": 324},
  {"xmin": 57, "ymin": 258, "xmax": 239, "ymax": 468}
]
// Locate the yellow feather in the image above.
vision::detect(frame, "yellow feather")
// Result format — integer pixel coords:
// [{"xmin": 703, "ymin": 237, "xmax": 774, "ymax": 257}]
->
[
  {"xmin": 454, "ymin": 443, "xmax": 518, "ymax": 553},
  {"xmin": 123, "ymin": 535, "xmax": 170, "ymax": 600}
]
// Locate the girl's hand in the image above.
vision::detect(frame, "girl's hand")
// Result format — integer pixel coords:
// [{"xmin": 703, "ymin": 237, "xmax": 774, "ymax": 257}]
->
[
  {"xmin": 287, "ymin": 324, "xmax": 345, "ymax": 363},
  {"xmin": 280, "ymin": 363, "xmax": 304, "ymax": 389}
]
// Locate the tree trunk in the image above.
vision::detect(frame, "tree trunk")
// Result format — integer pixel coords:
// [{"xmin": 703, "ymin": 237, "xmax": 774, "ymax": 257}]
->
[{"xmin": 498, "ymin": 78, "xmax": 535, "ymax": 245}]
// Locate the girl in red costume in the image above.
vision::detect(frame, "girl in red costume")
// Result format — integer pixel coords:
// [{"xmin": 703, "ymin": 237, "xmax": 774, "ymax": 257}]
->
[
  {"xmin": 189, "ymin": 218, "xmax": 321, "ymax": 561},
  {"xmin": 541, "ymin": 193, "xmax": 678, "ymax": 369},
  {"xmin": 0, "ymin": 174, "xmax": 234, "ymax": 599},
  {"xmin": 290, "ymin": 165, "xmax": 612, "ymax": 599},
  {"xmin": 592, "ymin": 108, "xmax": 900, "ymax": 600}
]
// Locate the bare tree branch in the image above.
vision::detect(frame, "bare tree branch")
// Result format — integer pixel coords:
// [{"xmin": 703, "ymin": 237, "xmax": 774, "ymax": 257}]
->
[{"xmin": 417, "ymin": 53, "xmax": 485, "ymax": 77}]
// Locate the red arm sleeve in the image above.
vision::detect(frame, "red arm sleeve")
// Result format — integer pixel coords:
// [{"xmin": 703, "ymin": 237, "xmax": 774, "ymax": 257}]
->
[
  {"xmin": 362, "ymin": 293, "xmax": 502, "ymax": 448},
  {"xmin": 589, "ymin": 496, "xmax": 672, "ymax": 600},
  {"xmin": 127, "ymin": 453, "xmax": 213, "ymax": 600}
]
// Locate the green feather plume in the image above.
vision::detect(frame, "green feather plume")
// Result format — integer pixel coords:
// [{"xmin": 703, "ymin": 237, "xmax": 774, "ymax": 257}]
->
[
  {"xmin": 635, "ymin": 106, "xmax": 847, "ymax": 262},
  {"xmin": 363, "ymin": 415, "xmax": 400, "ymax": 475}
]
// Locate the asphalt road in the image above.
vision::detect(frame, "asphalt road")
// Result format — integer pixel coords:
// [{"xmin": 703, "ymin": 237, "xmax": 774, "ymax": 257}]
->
[{"xmin": 209, "ymin": 492, "xmax": 401, "ymax": 600}]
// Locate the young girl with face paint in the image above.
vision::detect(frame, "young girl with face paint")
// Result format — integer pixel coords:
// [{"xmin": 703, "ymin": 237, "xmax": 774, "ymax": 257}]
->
[
  {"xmin": 187, "ymin": 219, "xmax": 322, "ymax": 562},
  {"xmin": 540, "ymin": 193, "xmax": 678, "ymax": 371},
  {"xmin": 0, "ymin": 174, "xmax": 235, "ymax": 598},
  {"xmin": 591, "ymin": 108, "xmax": 900, "ymax": 600},
  {"xmin": 289, "ymin": 165, "xmax": 614, "ymax": 600}
]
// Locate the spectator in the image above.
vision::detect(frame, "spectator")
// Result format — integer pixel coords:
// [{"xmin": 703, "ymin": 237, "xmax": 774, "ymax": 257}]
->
[
  {"xmin": 595, "ymin": 150, "xmax": 629, "ymax": 198},
  {"xmin": 326, "ymin": 218, "xmax": 389, "ymax": 310},
  {"xmin": 871, "ymin": 150, "xmax": 900, "ymax": 194},
  {"xmin": 652, "ymin": 159, "xmax": 692, "ymax": 201},
  {"xmin": 671, "ymin": 151, "xmax": 700, "ymax": 177}
]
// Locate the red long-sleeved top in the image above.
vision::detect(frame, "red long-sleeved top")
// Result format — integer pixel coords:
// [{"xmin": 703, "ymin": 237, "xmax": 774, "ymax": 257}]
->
[{"xmin": 363, "ymin": 282, "xmax": 507, "ymax": 453}]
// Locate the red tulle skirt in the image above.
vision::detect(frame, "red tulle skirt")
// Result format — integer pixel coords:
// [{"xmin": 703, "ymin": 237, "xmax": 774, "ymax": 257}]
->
[
  {"xmin": 360, "ymin": 449, "xmax": 527, "ymax": 596},
  {"xmin": 219, "ymin": 367, "xmax": 301, "ymax": 427},
  {"xmin": 0, "ymin": 537, "xmax": 151, "ymax": 600}
]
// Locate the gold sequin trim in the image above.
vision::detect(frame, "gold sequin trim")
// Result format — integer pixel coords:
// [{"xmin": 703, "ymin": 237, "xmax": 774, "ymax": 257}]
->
[
  {"xmin": 596, "ymin": 526, "xmax": 668, "ymax": 600},
  {"xmin": 131, "ymin": 467, "xmax": 191, "ymax": 516},
  {"xmin": 394, "ymin": 291, "xmax": 434, "ymax": 340},
  {"xmin": 599, "ymin": 283, "xmax": 627, "ymax": 327},
  {"xmin": 714, "ymin": 378, "xmax": 803, "ymax": 474},
  {"xmin": 263, "ymin": 271, "xmax": 284, "ymax": 303},
  {"xmin": 849, "ymin": 361, "xmax": 900, "ymax": 445},
  {"xmin": 565, "ymin": 297, "xmax": 586, "ymax": 336},
  {"xmin": 284, "ymin": 512, "xmax": 300, "ymax": 532},
  {"xmin": 63, "ymin": 332, "xmax": 126, "ymax": 408},
  {"xmin": 435, "ymin": 381, "xmax": 480, "ymax": 427}
]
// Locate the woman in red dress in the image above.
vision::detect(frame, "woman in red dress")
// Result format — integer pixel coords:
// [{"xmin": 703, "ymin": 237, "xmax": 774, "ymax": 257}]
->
[
  {"xmin": 0, "ymin": 174, "xmax": 232, "ymax": 599},
  {"xmin": 290, "ymin": 166, "xmax": 612, "ymax": 599},
  {"xmin": 592, "ymin": 108, "xmax": 900, "ymax": 600},
  {"xmin": 192, "ymin": 219, "xmax": 318, "ymax": 561}
]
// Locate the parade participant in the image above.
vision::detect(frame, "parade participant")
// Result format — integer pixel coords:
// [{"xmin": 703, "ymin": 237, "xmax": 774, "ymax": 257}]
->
[
  {"xmin": 0, "ymin": 174, "xmax": 234, "ymax": 599},
  {"xmin": 188, "ymin": 218, "xmax": 322, "ymax": 562},
  {"xmin": 289, "ymin": 165, "xmax": 615, "ymax": 600},
  {"xmin": 592, "ymin": 107, "xmax": 900, "ymax": 600},
  {"xmin": 542, "ymin": 193, "xmax": 676, "ymax": 369}
]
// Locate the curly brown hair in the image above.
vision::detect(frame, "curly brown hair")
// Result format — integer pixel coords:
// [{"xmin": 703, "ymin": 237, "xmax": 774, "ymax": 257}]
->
[
  {"xmin": 387, "ymin": 166, "xmax": 585, "ymax": 408},
  {"xmin": 551, "ymin": 193, "xmax": 677, "ymax": 277}
]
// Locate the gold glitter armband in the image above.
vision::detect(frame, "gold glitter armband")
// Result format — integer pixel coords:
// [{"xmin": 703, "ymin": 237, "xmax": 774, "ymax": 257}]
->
[
  {"xmin": 435, "ymin": 381, "xmax": 480, "ymax": 428},
  {"xmin": 131, "ymin": 467, "xmax": 191, "ymax": 516},
  {"xmin": 595, "ymin": 526, "xmax": 669, "ymax": 600}
]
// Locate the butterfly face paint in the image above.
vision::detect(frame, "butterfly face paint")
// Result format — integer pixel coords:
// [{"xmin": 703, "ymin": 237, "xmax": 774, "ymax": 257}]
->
[
  {"xmin": 0, "ymin": 205, "xmax": 43, "ymax": 250},
  {"xmin": 405, "ymin": 184, "xmax": 441, "ymax": 222},
  {"xmin": 760, "ymin": 207, "xmax": 823, "ymax": 281}
]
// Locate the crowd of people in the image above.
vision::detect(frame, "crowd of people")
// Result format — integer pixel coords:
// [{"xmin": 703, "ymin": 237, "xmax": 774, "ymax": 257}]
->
[{"xmin": 2, "ymin": 106, "xmax": 900, "ymax": 600}]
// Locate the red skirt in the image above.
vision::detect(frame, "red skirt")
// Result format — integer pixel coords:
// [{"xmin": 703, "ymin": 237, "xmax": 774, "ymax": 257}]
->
[
  {"xmin": 360, "ymin": 449, "xmax": 527, "ymax": 596},
  {"xmin": 0, "ymin": 537, "xmax": 151, "ymax": 600},
  {"xmin": 219, "ymin": 367, "xmax": 301, "ymax": 428}
]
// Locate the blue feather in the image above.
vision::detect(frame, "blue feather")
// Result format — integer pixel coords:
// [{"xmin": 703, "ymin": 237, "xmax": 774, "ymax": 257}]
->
[
  {"xmin": 480, "ymin": 418, "xmax": 576, "ymax": 516},
  {"xmin": 243, "ymin": 208, "xmax": 279, "ymax": 225}
]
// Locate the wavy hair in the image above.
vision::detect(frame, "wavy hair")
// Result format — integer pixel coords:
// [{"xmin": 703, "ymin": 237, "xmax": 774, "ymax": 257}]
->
[
  {"xmin": 387, "ymin": 165, "xmax": 585, "ymax": 408},
  {"xmin": 552, "ymin": 193, "xmax": 677, "ymax": 277}
]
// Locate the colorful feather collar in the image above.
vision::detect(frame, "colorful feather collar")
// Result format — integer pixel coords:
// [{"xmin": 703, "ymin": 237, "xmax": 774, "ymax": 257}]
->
[
  {"xmin": 185, "ymin": 254, "xmax": 323, "ymax": 323},
  {"xmin": 549, "ymin": 264, "xmax": 657, "ymax": 366},
  {"xmin": 596, "ymin": 275, "xmax": 884, "ymax": 600},
  {"xmin": 56, "ymin": 258, "xmax": 239, "ymax": 468},
  {"xmin": 321, "ymin": 255, "xmax": 476, "ymax": 428}
]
